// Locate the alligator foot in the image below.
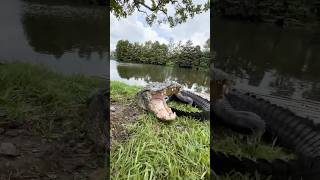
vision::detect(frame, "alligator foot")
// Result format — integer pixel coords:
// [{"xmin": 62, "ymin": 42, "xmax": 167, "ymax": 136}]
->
[{"xmin": 214, "ymin": 98, "xmax": 266, "ymax": 135}]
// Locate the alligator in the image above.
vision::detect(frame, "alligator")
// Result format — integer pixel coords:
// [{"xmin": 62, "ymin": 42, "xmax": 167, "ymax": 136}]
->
[
  {"xmin": 210, "ymin": 67, "xmax": 320, "ymax": 158},
  {"xmin": 136, "ymin": 81, "xmax": 183, "ymax": 121},
  {"xmin": 133, "ymin": 68, "xmax": 320, "ymax": 179},
  {"xmin": 209, "ymin": 67, "xmax": 320, "ymax": 179},
  {"xmin": 86, "ymin": 88, "xmax": 108, "ymax": 153},
  {"xmin": 211, "ymin": 67, "xmax": 266, "ymax": 135},
  {"xmin": 84, "ymin": 69, "xmax": 320, "ymax": 179},
  {"xmin": 135, "ymin": 70, "xmax": 266, "ymax": 135}
]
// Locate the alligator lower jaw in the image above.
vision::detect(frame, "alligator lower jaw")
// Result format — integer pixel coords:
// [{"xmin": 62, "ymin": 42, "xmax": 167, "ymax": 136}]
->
[{"xmin": 148, "ymin": 92, "xmax": 176, "ymax": 121}]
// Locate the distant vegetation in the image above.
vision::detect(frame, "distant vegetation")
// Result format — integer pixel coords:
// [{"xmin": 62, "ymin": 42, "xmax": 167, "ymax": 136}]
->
[{"xmin": 115, "ymin": 39, "xmax": 210, "ymax": 69}]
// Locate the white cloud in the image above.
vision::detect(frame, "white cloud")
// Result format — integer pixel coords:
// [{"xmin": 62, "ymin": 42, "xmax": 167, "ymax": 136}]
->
[
  {"xmin": 110, "ymin": 4, "xmax": 209, "ymax": 51},
  {"xmin": 110, "ymin": 13, "xmax": 168, "ymax": 50},
  {"xmin": 158, "ymin": 11, "xmax": 210, "ymax": 47}
]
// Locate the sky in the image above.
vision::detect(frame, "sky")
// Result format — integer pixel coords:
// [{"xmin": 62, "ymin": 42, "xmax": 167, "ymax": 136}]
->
[{"xmin": 110, "ymin": 1, "xmax": 210, "ymax": 51}]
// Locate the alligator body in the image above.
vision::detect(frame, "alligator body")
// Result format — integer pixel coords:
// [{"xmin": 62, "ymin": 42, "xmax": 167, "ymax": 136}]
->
[
  {"xmin": 226, "ymin": 89, "xmax": 320, "ymax": 159},
  {"xmin": 208, "ymin": 68, "xmax": 320, "ymax": 178},
  {"xmin": 210, "ymin": 67, "xmax": 266, "ymax": 134},
  {"xmin": 85, "ymin": 79, "xmax": 320, "ymax": 178},
  {"xmin": 212, "ymin": 149, "xmax": 320, "ymax": 180},
  {"xmin": 165, "ymin": 67, "xmax": 320, "ymax": 178},
  {"xmin": 86, "ymin": 88, "xmax": 108, "ymax": 153}
]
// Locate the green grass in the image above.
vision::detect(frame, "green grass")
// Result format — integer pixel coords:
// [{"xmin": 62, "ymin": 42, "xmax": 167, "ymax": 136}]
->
[
  {"xmin": 168, "ymin": 101, "xmax": 202, "ymax": 113},
  {"xmin": 110, "ymin": 81, "xmax": 141, "ymax": 102},
  {"xmin": 0, "ymin": 62, "xmax": 105, "ymax": 139},
  {"xmin": 110, "ymin": 81, "xmax": 210, "ymax": 179},
  {"xmin": 110, "ymin": 81, "xmax": 295, "ymax": 179},
  {"xmin": 214, "ymin": 132, "xmax": 295, "ymax": 161}
]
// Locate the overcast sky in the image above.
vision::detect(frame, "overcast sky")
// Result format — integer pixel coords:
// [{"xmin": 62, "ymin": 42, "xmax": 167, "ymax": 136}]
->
[{"xmin": 110, "ymin": 2, "xmax": 210, "ymax": 51}]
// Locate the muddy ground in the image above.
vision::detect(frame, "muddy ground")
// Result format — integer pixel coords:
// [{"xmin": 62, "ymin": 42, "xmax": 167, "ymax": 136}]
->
[
  {"xmin": 0, "ymin": 120, "xmax": 105, "ymax": 180},
  {"xmin": 0, "ymin": 98, "xmax": 140, "ymax": 180},
  {"xmin": 109, "ymin": 98, "xmax": 140, "ymax": 147}
]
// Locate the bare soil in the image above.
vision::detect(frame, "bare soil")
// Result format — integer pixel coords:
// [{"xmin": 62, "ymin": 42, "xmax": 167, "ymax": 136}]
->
[
  {"xmin": 0, "ymin": 119, "xmax": 105, "ymax": 180},
  {"xmin": 110, "ymin": 98, "xmax": 141, "ymax": 147}
]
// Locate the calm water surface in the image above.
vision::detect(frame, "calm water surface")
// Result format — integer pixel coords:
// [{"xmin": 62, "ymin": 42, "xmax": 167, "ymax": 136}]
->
[
  {"xmin": 0, "ymin": 0, "xmax": 108, "ymax": 76},
  {"xmin": 213, "ymin": 17, "xmax": 320, "ymax": 121},
  {"xmin": 110, "ymin": 60, "xmax": 210, "ymax": 94}
]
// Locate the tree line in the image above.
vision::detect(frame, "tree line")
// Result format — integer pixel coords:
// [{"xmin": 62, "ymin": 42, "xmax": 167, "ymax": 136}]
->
[{"xmin": 114, "ymin": 39, "xmax": 210, "ymax": 69}]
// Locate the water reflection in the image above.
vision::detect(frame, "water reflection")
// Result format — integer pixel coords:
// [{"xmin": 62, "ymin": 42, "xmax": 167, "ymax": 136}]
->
[
  {"xmin": 0, "ymin": 0, "xmax": 108, "ymax": 76},
  {"xmin": 110, "ymin": 60, "xmax": 209, "ymax": 94},
  {"xmin": 21, "ymin": 3, "xmax": 108, "ymax": 59},
  {"xmin": 213, "ymin": 17, "xmax": 320, "ymax": 102}
]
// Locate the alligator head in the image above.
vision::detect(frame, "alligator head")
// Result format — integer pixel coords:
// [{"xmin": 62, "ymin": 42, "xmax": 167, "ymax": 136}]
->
[
  {"xmin": 211, "ymin": 66, "xmax": 234, "ymax": 100},
  {"xmin": 137, "ymin": 81, "xmax": 182, "ymax": 121}
]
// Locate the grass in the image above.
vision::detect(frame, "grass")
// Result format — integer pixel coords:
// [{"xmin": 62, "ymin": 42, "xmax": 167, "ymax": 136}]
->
[
  {"xmin": 214, "ymin": 128, "xmax": 295, "ymax": 161},
  {"xmin": 167, "ymin": 101, "xmax": 202, "ymax": 113},
  {"xmin": 110, "ymin": 81, "xmax": 141, "ymax": 102},
  {"xmin": 110, "ymin": 81, "xmax": 210, "ymax": 179},
  {"xmin": 0, "ymin": 62, "xmax": 105, "ymax": 139},
  {"xmin": 0, "ymin": 63, "xmax": 295, "ymax": 178},
  {"xmin": 110, "ymin": 81, "xmax": 295, "ymax": 179}
]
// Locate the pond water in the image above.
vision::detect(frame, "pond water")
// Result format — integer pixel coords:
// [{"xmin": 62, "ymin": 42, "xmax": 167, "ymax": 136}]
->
[
  {"xmin": 110, "ymin": 59, "xmax": 210, "ymax": 94},
  {"xmin": 0, "ymin": 0, "xmax": 108, "ymax": 76},
  {"xmin": 213, "ymin": 17, "xmax": 320, "ymax": 122},
  {"xmin": 1, "ymin": 0, "xmax": 319, "ymax": 120}
]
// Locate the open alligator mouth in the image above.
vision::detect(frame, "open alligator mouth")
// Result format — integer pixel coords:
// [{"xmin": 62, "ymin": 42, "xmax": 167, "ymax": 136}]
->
[
  {"xmin": 148, "ymin": 91, "xmax": 177, "ymax": 121},
  {"xmin": 137, "ymin": 82, "xmax": 182, "ymax": 121}
]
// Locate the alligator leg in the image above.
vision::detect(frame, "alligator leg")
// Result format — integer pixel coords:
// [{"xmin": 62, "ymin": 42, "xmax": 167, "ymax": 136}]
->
[
  {"xmin": 174, "ymin": 92, "xmax": 193, "ymax": 105},
  {"xmin": 214, "ymin": 98, "xmax": 265, "ymax": 135}
]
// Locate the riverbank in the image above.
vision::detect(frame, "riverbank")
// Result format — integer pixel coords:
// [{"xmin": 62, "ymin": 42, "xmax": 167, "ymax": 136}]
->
[
  {"xmin": 110, "ymin": 81, "xmax": 295, "ymax": 179},
  {"xmin": 0, "ymin": 62, "xmax": 106, "ymax": 179}
]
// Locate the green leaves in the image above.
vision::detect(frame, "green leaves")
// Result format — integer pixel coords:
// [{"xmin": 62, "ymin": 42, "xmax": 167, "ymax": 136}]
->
[
  {"xmin": 110, "ymin": 0, "xmax": 210, "ymax": 27},
  {"xmin": 115, "ymin": 39, "xmax": 211, "ymax": 69},
  {"xmin": 115, "ymin": 40, "xmax": 169, "ymax": 65}
]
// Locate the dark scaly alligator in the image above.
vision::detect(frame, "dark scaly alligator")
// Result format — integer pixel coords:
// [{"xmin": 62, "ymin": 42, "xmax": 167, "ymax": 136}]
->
[
  {"xmin": 226, "ymin": 89, "xmax": 320, "ymax": 159},
  {"xmin": 135, "ymin": 79, "xmax": 266, "ymax": 136},
  {"xmin": 208, "ymin": 68, "xmax": 320, "ymax": 179},
  {"xmin": 85, "ymin": 72, "xmax": 320, "ymax": 179},
  {"xmin": 86, "ymin": 88, "xmax": 109, "ymax": 153},
  {"xmin": 136, "ymin": 69, "xmax": 320, "ymax": 178}
]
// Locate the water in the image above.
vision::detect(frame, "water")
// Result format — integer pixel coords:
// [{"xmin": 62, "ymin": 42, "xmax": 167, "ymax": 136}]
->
[
  {"xmin": 110, "ymin": 60, "xmax": 210, "ymax": 94},
  {"xmin": 213, "ymin": 17, "xmax": 320, "ymax": 121},
  {"xmin": 0, "ymin": 0, "xmax": 108, "ymax": 76},
  {"xmin": 1, "ymin": 0, "xmax": 319, "ymax": 120}
]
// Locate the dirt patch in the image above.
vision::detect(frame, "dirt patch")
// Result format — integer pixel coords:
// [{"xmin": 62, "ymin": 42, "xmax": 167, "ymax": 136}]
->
[
  {"xmin": 110, "ymin": 98, "xmax": 141, "ymax": 146},
  {"xmin": 0, "ymin": 119, "xmax": 105, "ymax": 180}
]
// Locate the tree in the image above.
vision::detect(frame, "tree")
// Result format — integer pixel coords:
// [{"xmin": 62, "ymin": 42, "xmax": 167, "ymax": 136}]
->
[
  {"xmin": 110, "ymin": 0, "xmax": 210, "ymax": 27},
  {"xmin": 203, "ymin": 38, "xmax": 210, "ymax": 51},
  {"xmin": 115, "ymin": 39, "xmax": 209, "ymax": 69},
  {"xmin": 115, "ymin": 40, "xmax": 131, "ymax": 62}
]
